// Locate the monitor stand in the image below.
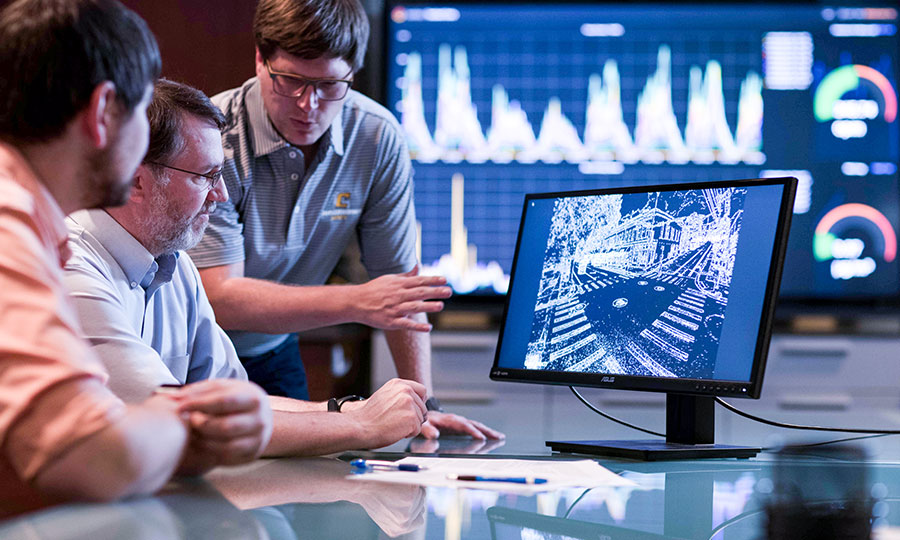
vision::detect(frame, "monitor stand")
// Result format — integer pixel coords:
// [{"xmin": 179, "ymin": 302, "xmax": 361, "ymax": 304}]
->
[{"xmin": 546, "ymin": 394, "xmax": 760, "ymax": 461}]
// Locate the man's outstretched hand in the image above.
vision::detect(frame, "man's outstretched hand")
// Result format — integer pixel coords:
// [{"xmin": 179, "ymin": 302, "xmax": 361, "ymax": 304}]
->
[
  {"xmin": 351, "ymin": 266, "xmax": 452, "ymax": 332},
  {"xmin": 419, "ymin": 411, "xmax": 505, "ymax": 440}
]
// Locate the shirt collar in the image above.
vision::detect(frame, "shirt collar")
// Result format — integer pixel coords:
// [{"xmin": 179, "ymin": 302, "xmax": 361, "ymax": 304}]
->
[
  {"xmin": 246, "ymin": 77, "xmax": 345, "ymax": 159},
  {"xmin": 67, "ymin": 209, "xmax": 179, "ymax": 290}
]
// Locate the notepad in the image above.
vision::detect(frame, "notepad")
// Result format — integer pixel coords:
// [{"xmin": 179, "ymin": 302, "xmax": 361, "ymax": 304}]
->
[{"xmin": 346, "ymin": 457, "xmax": 636, "ymax": 493}]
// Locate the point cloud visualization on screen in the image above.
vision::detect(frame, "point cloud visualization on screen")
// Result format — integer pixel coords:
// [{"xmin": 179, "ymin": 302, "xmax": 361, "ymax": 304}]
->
[
  {"xmin": 523, "ymin": 188, "xmax": 746, "ymax": 380},
  {"xmin": 495, "ymin": 179, "xmax": 792, "ymax": 389}
]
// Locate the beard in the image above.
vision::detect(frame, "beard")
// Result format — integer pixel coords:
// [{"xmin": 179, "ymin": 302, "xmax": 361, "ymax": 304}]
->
[
  {"xmin": 80, "ymin": 138, "xmax": 138, "ymax": 210},
  {"xmin": 138, "ymin": 185, "xmax": 214, "ymax": 255}
]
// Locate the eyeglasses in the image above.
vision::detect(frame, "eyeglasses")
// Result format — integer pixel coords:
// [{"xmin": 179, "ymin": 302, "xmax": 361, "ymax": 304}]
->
[
  {"xmin": 265, "ymin": 61, "xmax": 353, "ymax": 101},
  {"xmin": 146, "ymin": 161, "xmax": 223, "ymax": 190}
]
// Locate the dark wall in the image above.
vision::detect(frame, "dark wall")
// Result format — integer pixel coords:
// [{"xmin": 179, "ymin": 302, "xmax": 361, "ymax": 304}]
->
[
  {"xmin": 123, "ymin": 0, "xmax": 385, "ymax": 100},
  {"xmin": 0, "ymin": 0, "xmax": 386, "ymax": 100},
  {"xmin": 120, "ymin": 0, "xmax": 258, "ymax": 97}
]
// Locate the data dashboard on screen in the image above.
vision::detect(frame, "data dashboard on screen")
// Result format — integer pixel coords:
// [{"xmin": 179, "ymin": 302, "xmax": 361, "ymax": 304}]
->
[{"xmin": 384, "ymin": 2, "xmax": 899, "ymax": 303}]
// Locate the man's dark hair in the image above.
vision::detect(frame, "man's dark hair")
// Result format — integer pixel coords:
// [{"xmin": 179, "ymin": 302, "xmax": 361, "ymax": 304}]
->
[
  {"xmin": 0, "ymin": 0, "xmax": 161, "ymax": 144},
  {"xmin": 144, "ymin": 79, "xmax": 226, "ymax": 167},
  {"xmin": 254, "ymin": 0, "xmax": 370, "ymax": 73}
]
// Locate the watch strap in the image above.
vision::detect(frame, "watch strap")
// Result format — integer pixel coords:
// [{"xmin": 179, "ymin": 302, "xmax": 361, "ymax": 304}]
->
[
  {"xmin": 425, "ymin": 396, "xmax": 444, "ymax": 412},
  {"xmin": 328, "ymin": 394, "xmax": 364, "ymax": 412}
]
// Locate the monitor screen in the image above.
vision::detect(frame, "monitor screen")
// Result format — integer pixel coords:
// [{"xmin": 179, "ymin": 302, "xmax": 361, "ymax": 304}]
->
[
  {"xmin": 490, "ymin": 177, "xmax": 796, "ymax": 399},
  {"xmin": 384, "ymin": 2, "xmax": 900, "ymax": 305}
]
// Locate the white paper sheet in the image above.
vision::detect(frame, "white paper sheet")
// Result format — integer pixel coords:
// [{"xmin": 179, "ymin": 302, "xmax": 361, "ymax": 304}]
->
[{"xmin": 347, "ymin": 457, "xmax": 636, "ymax": 493}]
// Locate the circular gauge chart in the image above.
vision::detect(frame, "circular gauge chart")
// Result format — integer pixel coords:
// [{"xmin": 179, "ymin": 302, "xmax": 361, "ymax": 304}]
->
[
  {"xmin": 813, "ymin": 203, "xmax": 897, "ymax": 281},
  {"xmin": 814, "ymin": 64, "xmax": 898, "ymax": 123}
]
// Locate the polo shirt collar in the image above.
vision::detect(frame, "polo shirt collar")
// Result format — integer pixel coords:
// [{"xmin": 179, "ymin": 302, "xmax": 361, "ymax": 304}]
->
[
  {"xmin": 246, "ymin": 77, "xmax": 345, "ymax": 159},
  {"xmin": 69, "ymin": 209, "xmax": 178, "ymax": 291}
]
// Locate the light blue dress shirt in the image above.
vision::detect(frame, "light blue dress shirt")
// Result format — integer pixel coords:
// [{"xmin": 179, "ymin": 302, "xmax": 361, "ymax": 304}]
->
[
  {"xmin": 188, "ymin": 79, "xmax": 418, "ymax": 356},
  {"xmin": 63, "ymin": 209, "xmax": 246, "ymax": 402}
]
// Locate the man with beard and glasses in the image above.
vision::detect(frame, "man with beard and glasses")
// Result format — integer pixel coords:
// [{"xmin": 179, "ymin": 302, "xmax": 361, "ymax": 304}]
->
[
  {"xmin": 64, "ymin": 79, "xmax": 430, "ymax": 456},
  {"xmin": 0, "ymin": 0, "xmax": 272, "ymax": 514}
]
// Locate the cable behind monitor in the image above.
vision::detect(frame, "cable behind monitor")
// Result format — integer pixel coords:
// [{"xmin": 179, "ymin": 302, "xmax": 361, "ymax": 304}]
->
[
  {"xmin": 714, "ymin": 397, "xmax": 900, "ymax": 434},
  {"xmin": 570, "ymin": 387, "xmax": 900, "ymax": 439},
  {"xmin": 569, "ymin": 386, "xmax": 665, "ymax": 438}
]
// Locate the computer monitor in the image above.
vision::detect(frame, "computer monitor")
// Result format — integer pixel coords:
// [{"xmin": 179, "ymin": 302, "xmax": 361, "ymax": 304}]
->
[
  {"xmin": 383, "ymin": 1, "xmax": 900, "ymax": 308},
  {"xmin": 490, "ymin": 176, "xmax": 797, "ymax": 460}
]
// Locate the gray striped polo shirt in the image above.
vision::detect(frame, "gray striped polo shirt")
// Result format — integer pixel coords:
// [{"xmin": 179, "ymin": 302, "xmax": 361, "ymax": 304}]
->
[{"xmin": 188, "ymin": 77, "xmax": 417, "ymax": 357}]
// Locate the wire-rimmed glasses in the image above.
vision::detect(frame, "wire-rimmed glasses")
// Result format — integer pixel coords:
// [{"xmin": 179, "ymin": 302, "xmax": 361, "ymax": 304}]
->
[{"xmin": 146, "ymin": 161, "xmax": 223, "ymax": 190}]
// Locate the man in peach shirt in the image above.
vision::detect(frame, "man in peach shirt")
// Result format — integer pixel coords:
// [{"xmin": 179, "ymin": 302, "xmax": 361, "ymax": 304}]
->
[{"xmin": 0, "ymin": 0, "xmax": 272, "ymax": 515}]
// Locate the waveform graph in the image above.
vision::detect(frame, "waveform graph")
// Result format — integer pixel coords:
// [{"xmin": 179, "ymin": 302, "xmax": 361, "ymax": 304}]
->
[
  {"xmin": 813, "ymin": 203, "xmax": 897, "ymax": 282},
  {"xmin": 398, "ymin": 52, "xmax": 442, "ymax": 163},
  {"xmin": 813, "ymin": 63, "xmax": 899, "ymax": 161},
  {"xmin": 418, "ymin": 172, "xmax": 510, "ymax": 294},
  {"xmin": 433, "ymin": 45, "xmax": 491, "ymax": 163},
  {"xmin": 392, "ymin": 41, "xmax": 766, "ymax": 168},
  {"xmin": 633, "ymin": 45, "xmax": 688, "ymax": 164},
  {"xmin": 486, "ymin": 84, "xmax": 538, "ymax": 164},
  {"xmin": 583, "ymin": 60, "xmax": 639, "ymax": 163}
]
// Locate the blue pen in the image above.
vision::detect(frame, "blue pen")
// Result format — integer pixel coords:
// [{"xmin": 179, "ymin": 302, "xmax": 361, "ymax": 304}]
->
[
  {"xmin": 448, "ymin": 474, "xmax": 548, "ymax": 485},
  {"xmin": 350, "ymin": 459, "xmax": 425, "ymax": 473}
]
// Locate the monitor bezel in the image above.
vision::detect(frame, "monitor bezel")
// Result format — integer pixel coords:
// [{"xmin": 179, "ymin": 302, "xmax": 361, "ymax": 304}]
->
[{"xmin": 489, "ymin": 176, "xmax": 797, "ymax": 399}]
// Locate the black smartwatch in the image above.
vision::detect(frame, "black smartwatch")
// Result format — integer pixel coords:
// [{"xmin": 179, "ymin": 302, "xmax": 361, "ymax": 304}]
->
[
  {"xmin": 327, "ymin": 394, "xmax": 364, "ymax": 412},
  {"xmin": 425, "ymin": 396, "xmax": 444, "ymax": 412}
]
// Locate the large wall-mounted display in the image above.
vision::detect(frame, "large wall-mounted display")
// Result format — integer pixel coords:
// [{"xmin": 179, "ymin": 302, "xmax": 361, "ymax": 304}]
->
[{"xmin": 384, "ymin": 2, "xmax": 899, "ymax": 306}]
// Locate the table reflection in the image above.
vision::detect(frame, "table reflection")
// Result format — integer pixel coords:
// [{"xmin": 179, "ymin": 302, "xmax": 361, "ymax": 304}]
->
[
  {"xmin": 407, "ymin": 436, "xmax": 508, "ymax": 455},
  {"xmin": 2, "ymin": 444, "xmax": 899, "ymax": 540},
  {"xmin": 0, "ymin": 479, "xmax": 265, "ymax": 540},
  {"xmin": 207, "ymin": 457, "xmax": 426, "ymax": 538}
]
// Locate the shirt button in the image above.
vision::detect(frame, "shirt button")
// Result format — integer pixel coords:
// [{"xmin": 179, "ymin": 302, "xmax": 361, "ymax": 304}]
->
[
  {"xmin": 289, "ymin": 151, "xmax": 297, "ymax": 159},
  {"xmin": 130, "ymin": 281, "xmax": 137, "ymax": 288},
  {"xmin": 290, "ymin": 173, "xmax": 299, "ymax": 180}
]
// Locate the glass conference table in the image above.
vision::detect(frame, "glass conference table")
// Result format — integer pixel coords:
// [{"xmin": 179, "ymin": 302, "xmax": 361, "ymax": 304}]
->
[{"xmin": 2, "ymin": 421, "xmax": 900, "ymax": 540}]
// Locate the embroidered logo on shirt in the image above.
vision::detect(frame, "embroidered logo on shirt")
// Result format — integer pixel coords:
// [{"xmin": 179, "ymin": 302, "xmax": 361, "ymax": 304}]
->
[{"xmin": 322, "ymin": 192, "xmax": 360, "ymax": 220}]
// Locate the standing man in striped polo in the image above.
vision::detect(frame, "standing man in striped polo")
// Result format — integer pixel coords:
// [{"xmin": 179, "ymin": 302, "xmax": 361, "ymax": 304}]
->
[{"xmin": 188, "ymin": 0, "xmax": 503, "ymax": 440}]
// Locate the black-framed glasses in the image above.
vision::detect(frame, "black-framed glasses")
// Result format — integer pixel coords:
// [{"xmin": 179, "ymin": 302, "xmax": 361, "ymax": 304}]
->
[
  {"xmin": 146, "ymin": 161, "xmax": 223, "ymax": 190},
  {"xmin": 265, "ymin": 61, "xmax": 353, "ymax": 101}
]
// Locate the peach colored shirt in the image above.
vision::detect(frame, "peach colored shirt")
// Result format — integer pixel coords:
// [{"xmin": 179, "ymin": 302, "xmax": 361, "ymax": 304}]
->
[{"xmin": 0, "ymin": 143, "xmax": 126, "ymax": 515}]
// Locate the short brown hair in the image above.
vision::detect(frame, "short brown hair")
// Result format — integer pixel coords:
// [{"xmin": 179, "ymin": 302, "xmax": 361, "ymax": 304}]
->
[
  {"xmin": 144, "ymin": 79, "xmax": 225, "ymax": 167},
  {"xmin": 0, "ymin": 0, "xmax": 160, "ymax": 144},
  {"xmin": 254, "ymin": 0, "xmax": 369, "ymax": 73}
]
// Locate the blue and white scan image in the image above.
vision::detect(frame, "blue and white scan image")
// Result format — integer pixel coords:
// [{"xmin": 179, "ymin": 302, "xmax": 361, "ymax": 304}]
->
[{"xmin": 525, "ymin": 188, "xmax": 748, "ymax": 379}]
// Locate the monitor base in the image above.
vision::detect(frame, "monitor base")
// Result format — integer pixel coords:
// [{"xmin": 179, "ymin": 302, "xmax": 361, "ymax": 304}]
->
[{"xmin": 546, "ymin": 439, "xmax": 760, "ymax": 461}]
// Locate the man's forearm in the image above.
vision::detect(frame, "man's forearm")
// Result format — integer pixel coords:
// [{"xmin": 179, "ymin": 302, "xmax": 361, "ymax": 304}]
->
[
  {"xmin": 34, "ymin": 403, "xmax": 188, "ymax": 501},
  {"xmin": 385, "ymin": 319, "xmax": 434, "ymax": 396},
  {"xmin": 199, "ymin": 265, "xmax": 449, "ymax": 334},
  {"xmin": 206, "ymin": 276, "xmax": 357, "ymax": 333},
  {"xmin": 269, "ymin": 395, "xmax": 327, "ymax": 412},
  {"xmin": 264, "ymin": 410, "xmax": 369, "ymax": 456},
  {"xmin": 263, "ymin": 377, "xmax": 428, "ymax": 456}
]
